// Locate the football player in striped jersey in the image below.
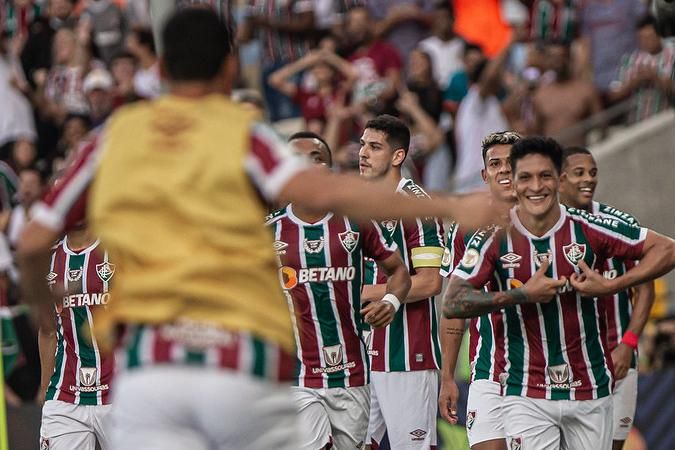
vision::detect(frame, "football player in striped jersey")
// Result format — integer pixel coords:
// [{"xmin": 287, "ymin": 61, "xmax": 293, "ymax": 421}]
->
[
  {"xmin": 359, "ymin": 115, "xmax": 445, "ymax": 450},
  {"xmin": 438, "ymin": 131, "xmax": 521, "ymax": 450},
  {"xmin": 269, "ymin": 132, "xmax": 411, "ymax": 450},
  {"xmin": 559, "ymin": 146, "xmax": 655, "ymax": 450},
  {"xmin": 38, "ymin": 222, "xmax": 114, "ymax": 450},
  {"xmin": 443, "ymin": 137, "xmax": 675, "ymax": 450}
]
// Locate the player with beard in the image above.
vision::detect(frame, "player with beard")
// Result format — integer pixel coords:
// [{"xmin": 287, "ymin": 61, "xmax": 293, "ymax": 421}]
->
[
  {"xmin": 438, "ymin": 131, "xmax": 521, "ymax": 450},
  {"xmin": 443, "ymin": 136, "xmax": 675, "ymax": 450},
  {"xmin": 359, "ymin": 115, "xmax": 444, "ymax": 449},
  {"xmin": 558, "ymin": 146, "xmax": 655, "ymax": 450}
]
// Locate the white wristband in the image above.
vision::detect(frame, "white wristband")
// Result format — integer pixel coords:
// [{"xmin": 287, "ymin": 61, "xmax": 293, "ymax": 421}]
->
[{"xmin": 382, "ymin": 294, "xmax": 401, "ymax": 313}]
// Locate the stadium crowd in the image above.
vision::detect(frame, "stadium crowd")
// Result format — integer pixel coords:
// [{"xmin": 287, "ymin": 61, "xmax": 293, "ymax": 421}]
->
[{"xmin": 0, "ymin": 0, "xmax": 674, "ymax": 449}]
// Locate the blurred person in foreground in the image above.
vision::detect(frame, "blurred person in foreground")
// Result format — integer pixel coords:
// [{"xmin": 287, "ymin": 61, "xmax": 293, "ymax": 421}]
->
[
  {"xmin": 558, "ymin": 146, "xmax": 655, "ymax": 450},
  {"xmin": 17, "ymin": 9, "xmax": 494, "ymax": 450}
]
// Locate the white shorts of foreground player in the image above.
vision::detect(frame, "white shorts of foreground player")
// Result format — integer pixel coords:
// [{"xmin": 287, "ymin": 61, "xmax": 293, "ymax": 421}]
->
[
  {"xmin": 612, "ymin": 368, "xmax": 638, "ymax": 441},
  {"xmin": 292, "ymin": 385, "xmax": 370, "ymax": 450},
  {"xmin": 110, "ymin": 366, "xmax": 298, "ymax": 450},
  {"xmin": 40, "ymin": 399, "xmax": 112, "ymax": 450},
  {"xmin": 502, "ymin": 394, "xmax": 613, "ymax": 450},
  {"xmin": 466, "ymin": 379, "xmax": 505, "ymax": 447}
]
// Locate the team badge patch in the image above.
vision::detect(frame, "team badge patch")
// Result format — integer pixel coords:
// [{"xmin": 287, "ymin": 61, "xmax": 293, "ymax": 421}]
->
[
  {"xmin": 96, "ymin": 262, "xmax": 115, "ymax": 282},
  {"xmin": 533, "ymin": 250, "xmax": 552, "ymax": 268},
  {"xmin": 500, "ymin": 252, "xmax": 522, "ymax": 269},
  {"xmin": 67, "ymin": 268, "xmax": 82, "ymax": 282},
  {"xmin": 467, "ymin": 410, "xmax": 476, "ymax": 430},
  {"xmin": 460, "ymin": 248, "xmax": 480, "ymax": 268},
  {"xmin": 323, "ymin": 344, "xmax": 343, "ymax": 367},
  {"xmin": 272, "ymin": 240, "xmax": 288, "ymax": 255},
  {"xmin": 338, "ymin": 231, "xmax": 359, "ymax": 254},
  {"xmin": 380, "ymin": 220, "xmax": 398, "ymax": 235},
  {"xmin": 441, "ymin": 247, "xmax": 452, "ymax": 267},
  {"xmin": 563, "ymin": 243, "xmax": 586, "ymax": 266},
  {"xmin": 510, "ymin": 437, "xmax": 522, "ymax": 450},
  {"xmin": 303, "ymin": 237, "xmax": 324, "ymax": 254},
  {"xmin": 79, "ymin": 367, "xmax": 97, "ymax": 387}
]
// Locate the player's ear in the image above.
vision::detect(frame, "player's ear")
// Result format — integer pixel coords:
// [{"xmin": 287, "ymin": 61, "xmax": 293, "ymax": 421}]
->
[
  {"xmin": 481, "ymin": 168, "xmax": 487, "ymax": 183},
  {"xmin": 391, "ymin": 148, "xmax": 406, "ymax": 167}
]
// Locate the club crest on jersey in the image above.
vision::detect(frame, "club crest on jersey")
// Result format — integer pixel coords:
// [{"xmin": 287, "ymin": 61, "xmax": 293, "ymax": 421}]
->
[
  {"xmin": 380, "ymin": 220, "xmax": 398, "ymax": 235},
  {"xmin": 500, "ymin": 252, "xmax": 522, "ymax": 269},
  {"xmin": 303, "ymin": 237, "xmax": 325, "ymax": 254},
  {"xmin": 467, "ymin": 410, "xmax": 476, "ymax": 430},
  {"xmin": 67, "ymin": 268, "xmax": 82, "ymax": 282},
  {"xmin": 441, "ymin": 247, "xmax": 452, "ymax": 267},
  {"xmin": 79, "ymin": 367, "xmax": 97, "ymax": 387},
  {"xmin": 323, "ymin": 344, "xmax": 343, "ymax": 367},
  {"xmin": 510, "ymin": 437, "xmax": 522, "ymax": 450},
  {"xmin": 338, "ymin": 230, "xmax": 359, "ymax": 254},
  {"xmin": 461, "ymin": 248, "xmax": 480, "ymax": 268},
  {"xmin": 273, "ymin": 240, "xmax": 288, "ymax": 255},
  {"xmin": 46, "ymin": 271, "xmax": 58, "ymax": 285},
  {"xmin": 547, "ymin": 364, "xmax": 571, "ymax": 384},
  {"xmin": 563, "ymin": 243, "xmax": 586, "ymax": 266},
  {"xmin": 96, "ymin": 262, "xmax": 115, "ymax": 282},
  {"xmin": 533, "ymin": 250, "xmax": 552, "ymax": 268}
]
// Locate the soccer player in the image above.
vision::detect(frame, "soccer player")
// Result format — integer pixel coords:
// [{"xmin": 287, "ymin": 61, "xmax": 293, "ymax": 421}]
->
[
  {"xmin": 269, "ymin": 131, "xmax": 411, "ymax": 450},
  {"xmin": 558, "ymin": 146, "xmax": 655, "ymax": 450},
  {"xmin": 38, "ymin": 223, "xmax": 114, "ymax": 450},
  {"xmin": 443, "ymin": 136, "xmax": 675, "ymax": 450},
  {"xmin": 438, "ymin": 131, "xmax": 521, "ymax": 450},
  {"xmin": 358, "ymin": 115, "xmax": 444, "ymax": 449},
  {"xmin": 17, "ymin": 9, "xmax": 494, "ymax": 450}
]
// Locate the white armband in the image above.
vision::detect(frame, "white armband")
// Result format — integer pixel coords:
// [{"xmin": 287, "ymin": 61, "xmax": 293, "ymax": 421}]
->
[{"xmin": 382, "ymin": 293, "xmax": 401, "ymax": 313}]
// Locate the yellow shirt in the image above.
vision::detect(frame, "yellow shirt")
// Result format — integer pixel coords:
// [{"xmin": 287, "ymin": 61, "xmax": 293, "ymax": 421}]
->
[{"xmin": 87, "ymin": 94, "xmax": 305, "ymax": 353}]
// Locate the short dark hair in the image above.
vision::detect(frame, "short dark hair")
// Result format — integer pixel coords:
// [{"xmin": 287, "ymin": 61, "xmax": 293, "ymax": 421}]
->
[
  {"xmin": 481, "ymin": 131, "xmax": 522, "ymax": 164},
  {"xmin": 111, "ymin": 50, "xmax": 136, "ymax": 64},
  {"xmin": 162, "ymin": 9, "xmax": 232, "ymax": 82},
  {"xmin": 464, "ymin": 42, "xmax": 483, "ymax": 56},
  {"xmin": 510, "ymin": 136, "xmax": 563, "ymax": 174},
  {"xmin": 364, "ymin": 115, "xmax": 411, "ymax": 157},
  {"xmin": 288, "ymin": 131, "xmax": 332, "ymax": 165},
  {"xmin": 561, "ymin": 146, "xmax": 593, "ymax": 169},
  {"xmin": 131, "ymin": 27, "xmax": 156, "ymax": 54},
  {"xmin": 636, "ymin": 14, "xmax": 657, "ymax": 31},
  {"xmin": 434, "ymin": 2, "xmax": 454, "ymax": 18}
]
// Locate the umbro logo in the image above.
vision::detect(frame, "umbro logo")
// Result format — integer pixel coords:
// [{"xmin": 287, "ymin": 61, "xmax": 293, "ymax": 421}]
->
[
  {"xmin": 46, "ymin": 272, "xmax": 58, "ymax": 284},
  {"xmin": 409, "ymin": 429, "xmax": 427, "ymax": 441},
  {"xmin": 273, "ymin": 240, "xmax": 288, "ymax": 255},
  {"xmin": 619, "ymin": 416, "xmax": 632, "ymax": 427},
  {"xmin": 500, "ymin": 252, "xmax": 522, "ymax": 268}
]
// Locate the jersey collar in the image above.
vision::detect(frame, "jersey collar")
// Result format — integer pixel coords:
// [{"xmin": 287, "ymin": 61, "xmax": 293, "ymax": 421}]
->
[
  {"xmin": 510, "ymin": 203, "xmax": 567, "ymax": 240},
  {"xmin": 62, "ymin": 236, "xmax": 100, "ymax": 256},
  {"xmin": 286, "ymin": 204, "xmax": 333, "ymax": 227}
]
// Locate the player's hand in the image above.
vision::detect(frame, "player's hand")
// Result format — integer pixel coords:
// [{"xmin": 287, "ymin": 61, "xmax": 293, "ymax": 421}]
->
[
  {"xmin": 438, "ymin": 377, "xmax": 460, "ymax": 424},
  {"xmin": 569, "ymin": 260, "xmax": 614, "ymax": 297},
  {"xmin": 522, "ymin": 258, "xmax": 567, "ymax": 303},
  {"xmin": 361, "ymin": 300, "xmax": 395, "ymax": 328},
  {"xmin": 611, "ymin": 342, "xmax": 633, "ymax": 380}
]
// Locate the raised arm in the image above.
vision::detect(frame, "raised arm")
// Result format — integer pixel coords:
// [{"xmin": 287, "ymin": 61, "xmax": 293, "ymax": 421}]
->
[{"xmin": 268, "ymin": 51, "xmax": 321, "ymax": 98}]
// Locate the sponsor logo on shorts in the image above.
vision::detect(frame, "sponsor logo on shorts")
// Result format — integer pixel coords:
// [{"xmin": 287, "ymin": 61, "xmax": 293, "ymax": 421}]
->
[
  {"xmin": 355, "ymin": 440, "xmax": 364, "ymax": 449},
  {"xmin": 500, "ymin": 252, "xmax": 522, "ymax": 269},
  {"xmin": 563, "ymin": 242, "xmax": 586, "ymax": 266},
  {"xmin": 415, "ymin": 353, "xmax": 424, "ymax": 362},
  {"xmin": 409, "ymin": 429, "xmax": 427, "ymax": 441},
  {"xmin": 40, "ymin": 438, "xmax": 50, "ymax": 450},
  {"xmin": 510, "ymin": 436, "xmax": 522, "ymax": 450},
  {"xmin": 467, "ymin": 410, "xmax": 476, "ymax": 430},
  {"xmin": 338, "ymin": 231, "xmax": 359, "ymax": 254},
  {"xmin": 619, "ymin": 417, "xmax": 633, "ymax": 428}
]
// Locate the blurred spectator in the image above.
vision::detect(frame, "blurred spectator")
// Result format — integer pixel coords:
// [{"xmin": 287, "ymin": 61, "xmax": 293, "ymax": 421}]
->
[
  {"xmin": 530, "ymin": 41, "xmax": 601, "ymax": 145},
  {"xmin": 405, "ymin": 48, "xmax": 442, "ymax": 122},
  {"xmin": 20, "ymin": 0, "xmax": 78, "ymax": 87},
  {"xmin": 525, "ymin": 0, "xmax": 578, "ymax": 43},
  {"xmin": 344, "ymin": 5, "xmax": 402, "ymax": 113},
  {"xmin": 2, "ymin": 0, "xmax": 42, "ymax": 39},
  {"xmin": 442, "ymin": 42, "xmax": 485, "ymax": 116},
  {"xmin": 110, "ymin": 50, "xmax": 140, "ymax": 106},
  {"xmin": 418, "ymin": 2, "xmax": 464, "ymax": 90},
  {"xmin": 452, "ymin": 0, "xmax": 512, "ymax": 57},
  {"xmin": 52, "ymin": 112, "xmax": 90, "ymax": 173},
  {"xmin": 241, "ymin": 0, "xmax": 315, "ymax": 122},
  {"xmin": 609, "ymin": 15, "xmax": 675, "ymax": 123},
  {"xmin": 453, "ymin": 44, "xmax": 509, "ymax": 192},
  {"xmin": 578, "ymin": 0, "xmax": 647, "ymax": 99},
  {"xmin": 268, "ymin": 47, "xmax": 356, "ymax": 135},
  {"xmin": 11, "ymin": 138, "xmax": 36, "ymax": 172},
  {"xmin": 80, "ymin": 0, "xmax": 126, "ymax": 65},
  {"xmin": 7, "ymin": 166, "xmax": 44, "ymax": 248},
  {"xmin": 125, "ymin": 0, "xmax": 152, "ymax": 27},
  {"xmin": 82, "ymin": 67, "xmax": 114, "ymax": 126},
  {"xmin": 312, "ymin": 0, "xmax": 362, "ymax": 38},
  {"xmin": 0, "ymin": 159, "xmax": 19, "ymax": 213},
  {"xmin": 365, "ymin": 0, "xmax": 434, "ymax": 58},
  {"xmin": 126, "ymin": 26, "xmax": 160, "ymax": 99}
]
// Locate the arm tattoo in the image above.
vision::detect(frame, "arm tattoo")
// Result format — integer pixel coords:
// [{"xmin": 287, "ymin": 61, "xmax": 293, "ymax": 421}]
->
[
  {"xmin": 442, "ymin": 279, "xmax": 528, "ymax": 319},
  {"xmin": 444, "ymin": 327, "xmax": 464, "ymax": 337}
]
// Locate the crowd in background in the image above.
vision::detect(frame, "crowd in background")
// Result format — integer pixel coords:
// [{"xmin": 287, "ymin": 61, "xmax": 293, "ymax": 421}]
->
[{"xmin": 0, "ymin": 0, "xmax": 674, "ymax": 406}]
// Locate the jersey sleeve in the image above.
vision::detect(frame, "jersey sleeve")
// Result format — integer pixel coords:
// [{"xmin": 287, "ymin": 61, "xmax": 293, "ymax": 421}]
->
[
  {"xmin": 245, "ymin": 122, "xmax": 309, "ymax": 202},
  {"xmin": 570, "ymin": 209, "xmax": 648, "ymax": 262},
  {"xmin": 361, "ymin": 220, "xmax": 397, "ymax": 262},
  {"xmin": 452, "ymin": 227, "xmax": 499, "ymax": 289},
  {"xmin": 30, "ymin": 132, "xmax": 103, "ymax": 232},
  {"xmin": 440, "ymin": 222, "xmax": 467, "ymax": 278},
  {"xmin": 407, "ymin": 216, "xmax": 445, "ymax": 270}
]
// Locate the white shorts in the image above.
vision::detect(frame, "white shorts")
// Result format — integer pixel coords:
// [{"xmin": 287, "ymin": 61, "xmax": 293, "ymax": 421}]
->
[
  {"xmin": 612, "ymin": 368, "xmax": 638, "ymax": 441},
  {"xmin": 502, "ymin": 395, "xmax": 613, "ymax": 450},
  {"xmin": 40, "ymin": 399, "xmax": 112, "ymax": 450},
  {"xmin": 367, "ymin": 370, "xmax": 438, "ymax": 449},
  {"xmin": 110, "ymin": 366, "xmax": 298, "ymax": 450},
  {"xmin": 466, "ymin": 380, "xmax": 505, "ymax": 447},
  {"xmin": 292, "ymin": 385, "xmax": 370, "ymax": 450}
]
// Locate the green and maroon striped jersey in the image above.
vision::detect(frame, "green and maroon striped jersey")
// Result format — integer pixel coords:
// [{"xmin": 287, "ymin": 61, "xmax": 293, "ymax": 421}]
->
[
  {"xmin": 592, "ymin": 201, "xmax": 641, "ymax": 369},
  {"xmin": 454, "ymin": 205, "xmax": 647, "ymax": 400},
  {"xmin": 364, "ymin": 178, "xmax": 445, "ymax": 373},
  {"xmin": 46, "ymin": 238, "xmax": 115, "ymax": 405},
  {"xmin": 268, "ymin": 205, "xmax": 396, "ymax": 388}
]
